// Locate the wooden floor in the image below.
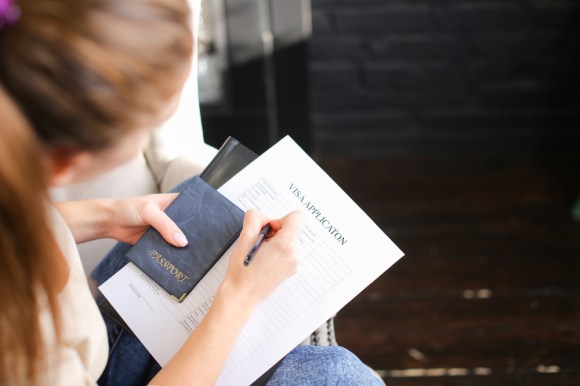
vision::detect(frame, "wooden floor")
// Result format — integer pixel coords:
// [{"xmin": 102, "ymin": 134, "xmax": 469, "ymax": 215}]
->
[{"xmin": 316, "ymin": 149, "xmax": 580, "ymax": 385}]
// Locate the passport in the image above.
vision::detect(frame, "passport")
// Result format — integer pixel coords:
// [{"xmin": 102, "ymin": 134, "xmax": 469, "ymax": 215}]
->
[{"xmin": 125, "ymin": 175, "xmax": 244, "ymax": 302}]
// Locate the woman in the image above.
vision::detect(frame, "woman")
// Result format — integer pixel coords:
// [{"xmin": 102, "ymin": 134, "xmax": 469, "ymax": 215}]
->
[{"xmin": 0, "ymin": 0, "xmax": 384, "ymax": 385}]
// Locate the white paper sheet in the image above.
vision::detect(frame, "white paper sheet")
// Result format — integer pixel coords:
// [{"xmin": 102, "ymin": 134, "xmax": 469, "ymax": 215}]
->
[{"xmin": 100, "ymin": 136, "xmax": 404, "ymax": 385}]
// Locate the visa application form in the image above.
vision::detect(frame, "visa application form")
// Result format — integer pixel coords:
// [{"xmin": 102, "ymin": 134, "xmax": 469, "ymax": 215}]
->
[{"xmin": 100, "ymin": 136, "xmax": 404, "ymax": 385}]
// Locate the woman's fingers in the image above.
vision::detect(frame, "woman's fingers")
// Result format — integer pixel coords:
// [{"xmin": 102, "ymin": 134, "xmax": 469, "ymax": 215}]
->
[
  {"xmin": 273, "ymin": 211, "xmax": 304, "ymax": 245},
  {"xmin": 237, "ymin": 209, "xmax": 271, "ymax": 252},
  {"xmin": 139, "ymin": 194, "xmax": 187, "ymax": 247},
  {"xmin": 237, "ymin": 210, "xmax": 303, "ymax": 260}
]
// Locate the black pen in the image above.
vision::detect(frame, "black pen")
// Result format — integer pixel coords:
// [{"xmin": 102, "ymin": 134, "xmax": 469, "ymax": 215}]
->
[{"xmin": 244, "ymin": 224, "xmax": 272, "ymax": 266}]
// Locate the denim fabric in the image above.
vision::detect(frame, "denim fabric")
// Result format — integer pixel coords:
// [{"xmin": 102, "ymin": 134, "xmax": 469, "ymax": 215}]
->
[{"xmin": 266, "ymin": 346, "xmax": 385, "ymax": 386}]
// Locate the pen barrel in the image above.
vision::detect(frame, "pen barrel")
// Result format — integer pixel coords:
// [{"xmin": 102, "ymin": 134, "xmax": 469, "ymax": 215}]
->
[{"xmin": 243, "ymin": 224, "xmax": 271, "ymax": 266}]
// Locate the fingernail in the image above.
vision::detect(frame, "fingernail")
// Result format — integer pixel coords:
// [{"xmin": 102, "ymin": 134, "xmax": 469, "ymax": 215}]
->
[{"xmin": 174, "ymin": 232, "xmax": 188, "ymax": 247}]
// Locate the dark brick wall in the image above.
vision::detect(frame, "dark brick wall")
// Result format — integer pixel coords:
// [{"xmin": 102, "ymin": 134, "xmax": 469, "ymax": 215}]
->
[{"xmin": 309, "ymin": 0, "xmax": 580, "ymax": 155}]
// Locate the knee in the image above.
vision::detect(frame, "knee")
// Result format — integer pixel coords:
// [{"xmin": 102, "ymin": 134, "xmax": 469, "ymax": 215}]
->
[
  {"xmin": 315, "ymin": 346, "xmax": 368, "ymax": 381},
  {"xmin": 284, "ymin": 346, "xmax": 383, "ymax": 385}
]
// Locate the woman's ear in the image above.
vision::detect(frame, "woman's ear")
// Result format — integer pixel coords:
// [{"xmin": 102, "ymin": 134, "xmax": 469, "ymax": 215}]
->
[{"xmin": 46, "ymin": 147, "xmax": 92, "ymax": 186}]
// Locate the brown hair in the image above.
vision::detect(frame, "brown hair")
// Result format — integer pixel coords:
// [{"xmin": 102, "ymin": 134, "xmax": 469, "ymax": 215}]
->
[
  {"xmin": 0, "ymin": 0, "xmax": 193, "ymax": 384},
  {"xmin": 0, "ymin": 0, "xmax": 193, "ymax": 152},
  {"xmin": 0, "ymin": 87, "xmax": 62, "ymax": 385}
]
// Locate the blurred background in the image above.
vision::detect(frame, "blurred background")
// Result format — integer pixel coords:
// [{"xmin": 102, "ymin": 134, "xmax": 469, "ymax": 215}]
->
[{"xmin": 196, "ymin": 0, "xmax": 580, "ymax": 384}]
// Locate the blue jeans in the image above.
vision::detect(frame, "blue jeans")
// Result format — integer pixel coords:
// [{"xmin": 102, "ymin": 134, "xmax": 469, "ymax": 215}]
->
[
  {"xmin": 268, "ymin": 345, "xmax": 384, "ymax": 385},
  {"xmin": 91, "ymin": 177, "xmax": 383, "ymax": 385}
]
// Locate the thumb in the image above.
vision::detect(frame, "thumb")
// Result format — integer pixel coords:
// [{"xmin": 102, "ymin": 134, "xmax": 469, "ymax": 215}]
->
[{"xmin": 141, "ymin": 201, "xmax": 188, "ymax": 247}]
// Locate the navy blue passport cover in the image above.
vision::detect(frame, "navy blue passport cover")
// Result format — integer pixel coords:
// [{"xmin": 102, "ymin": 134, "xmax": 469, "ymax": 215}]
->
[{"xmin": 125, "ymin": 175, "xmax": 244, "ymax": 302}]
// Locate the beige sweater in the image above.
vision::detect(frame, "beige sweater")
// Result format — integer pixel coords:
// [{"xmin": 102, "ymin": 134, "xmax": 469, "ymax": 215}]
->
[{"xmin": 38, "ymin": 207, "xmax": 109, "ymax": 385}]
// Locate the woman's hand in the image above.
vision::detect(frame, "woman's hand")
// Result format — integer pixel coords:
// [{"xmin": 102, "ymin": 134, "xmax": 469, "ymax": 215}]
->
[
  {"xmin": 219, "ymin": 209, "xmax": 304, "ymax": 309},
  {"xmin": 109, "ymin": 193, "xmax": 187, "ymax": 246},
  {"xmin": 147, "ymin": 209, "xmax": 304, "ymax": 386},
  {"xmin": 53, "ymin": 193, "xmax": 187, "ymax": 247}
]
